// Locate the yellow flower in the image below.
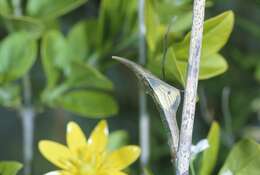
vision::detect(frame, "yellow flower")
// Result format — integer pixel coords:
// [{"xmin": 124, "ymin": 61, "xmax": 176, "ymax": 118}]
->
[{"xmin": 39, "ymin": 120, "xmax": 141, "ymax": 175}]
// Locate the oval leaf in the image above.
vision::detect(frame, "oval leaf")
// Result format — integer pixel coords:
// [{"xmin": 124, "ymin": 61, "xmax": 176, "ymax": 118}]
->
[
  {"xmin": 0, "ymin": 161, "xmax": 22, "ymax": 175},
  {"xmin": 199, "ymin": 122, "xmax": 220, "ymax": 175},
  {"xmin": 175, "ymin": 11, "xmax": 235, "ymax": 60},
  {"xmin": 26, "ymin": 0, "xmax": 88, "ymax": 19},
  {"xmin": 219, "ymin": 139, "xmax": 260, "ymax": 175},
  {"xmin": 56, "ymin": 90, "xmax": 118, "ymax": 118},
  {"xmin": 0, "ymin": 32, "xmax": 37, "ymax": 84}
]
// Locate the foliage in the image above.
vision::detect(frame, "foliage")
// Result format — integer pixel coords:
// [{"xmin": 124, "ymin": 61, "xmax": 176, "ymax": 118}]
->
[
  {"xmin": 219, "ymin": 139, "xmax": 260, "ymax": 175},
  {"xmin": 0, "ymin": 161, "xmax": 22, "ymax": 175},
  {"xmin": 0, "ymin": 0, "xmax": 259, "ymax": 175},
  {"xmin": 145, "ymin": 0, "xmax": 234, "ymax": 87},
  {"xmin": 199, "ymin": 122, "xmax": 220, "ymax": 175}
]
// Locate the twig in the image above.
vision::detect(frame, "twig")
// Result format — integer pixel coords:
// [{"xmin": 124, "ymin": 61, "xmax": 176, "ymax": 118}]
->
[
  {"xmin": 12, "ymin": 0, "xmax": 22, "ymax": 16},
  {"xmin": 199, "ymin": 86, "xmax": 213, "ymax": 124},
  {"xmin": 11, "ymin": 0, "xmax": 35, "ymax": 174},
  {"xmin": 138, "ymin": 0, "xmax": 150, "ymax": 168},
  {"xmin": 221, "ymin": 86, "xmax": 234, "ymax": 146},
  {"xmin": 176, "ymin": 0, "xmax": 206, "ymax": 174}
]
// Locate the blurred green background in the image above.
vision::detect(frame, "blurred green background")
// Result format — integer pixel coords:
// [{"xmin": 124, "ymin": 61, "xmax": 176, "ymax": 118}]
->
[{"xmin": 0, "ymin": 0, "xmax": 260, "ymax": 175}]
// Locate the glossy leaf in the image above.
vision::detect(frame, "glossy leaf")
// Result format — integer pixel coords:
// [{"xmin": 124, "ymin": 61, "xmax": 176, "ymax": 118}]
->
[
  {"xmin": 65, "ymin": 63, "xmax": 113, "ymax": 91},
  {"xmin": 0, "ymin": 32, "xmax": 37, "ymax": 84},
  {"xmin": 199, "ymin": 54, "xmax": 228, "ymax": 79},
  {"xmin": 219, "ymin": 139, "xmax": 260, "ymax": 175},
  {"xmin": 176, "ymin": 54, "xmax": 228, "ymax": 82},
  {"xmin": 199, "ymin": 122, "xmax": 220, "ymax": 175},
  {"xmin": 2, "ymin": 16, "xmax": 44, "ymax": 38},
  {"xmin": 0, "ymin": 84, "xmax": 20, "ymax": 107},
  {"xmin": 67, "ymin": 21, "xmax": 88, "ymax": 61},
  {"xmin": 41, "ymin": 30, "xmax": 66, "ymax": 89},
  {"xmin": 145, "ymin": 0, "xmax": 161, "ymax": 52},
  {"xmin": 56, "ymin": 90, "xmax": 118, "ymax": 118},
  {"xmin": 0, "ymin": 0, "xmax": 11, "ymax": 16},
  {"xmin": 97, "ymin": 0, "xmax": 137, "ymax": 50},
  {"xmin": 147, "ymin": 48, "xmax": 185, "ymax": 86},
  {"xmin": 144, "ymin": 168, "xmax": 155, "ymax": 175},
  {"xmin": 149, "ymin": 48, "xmax": 228, "ymax": 87},
  {"xmin": 0, "ymin": 161, "xmax": 22, "ymax": 175},
  {"xmin": 108, "ymin": 130, "xmax": 129, "ymax": 151},
  {"xmin": 26, "ymin": 0, "xmax": 88, "ymax": 19},
  {"xmin": 175, "ymin": 11, "xmax": 235, "ymax": 60}
]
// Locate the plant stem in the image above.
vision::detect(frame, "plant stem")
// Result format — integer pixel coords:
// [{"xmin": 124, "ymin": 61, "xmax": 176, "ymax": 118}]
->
[
  {"xmin": 221, "ymin": 86, "xmax": 234, "ymax": 146},
  {"xmin": 20, "ymin": 104, "xmax": 35, "ymax": 175},
  {"xmin": 11, "ymin": 0, "xmax": 35, "ymax": 174},
  {"xmin": 190, "ymin": 158, "xmax": 196, "ymax": 175},
  {"xmin": 12, "ymin": 0, "xmax": 22, "ymax": 16},
  {"xmin": 199, "ymin": 86, "xmax": 213, "ymax": 124},
  {"xmin": 21, "ymin": 67, "xmax": 35, "ymax": 175},
  {"xmin": 138, "ymin": 0, "xmax": 150, "ymax": 168},
  {"xmin": 176, "ymin": 0, "xmax": 206, "ymax": 174}
]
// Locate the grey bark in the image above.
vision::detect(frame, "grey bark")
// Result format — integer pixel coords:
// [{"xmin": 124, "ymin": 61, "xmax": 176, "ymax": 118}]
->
[
  {"xmin": 138, "ymin": 0, "xmax": 150, "ymax": 167},
  {"xmin": 176, "ymin": 0, "xmax": 206, "ymax": 174}
]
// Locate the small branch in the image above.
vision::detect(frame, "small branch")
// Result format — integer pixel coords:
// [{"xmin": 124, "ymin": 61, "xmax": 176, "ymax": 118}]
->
[
  {"xmin": 20, "ymin": 106, "xmax": 35, "ymax": 175},
  {"xmin": 12, "ymin": 0, "xmax": 22, "ymax": 16},
  {"xmin": 21, "ymin": 74, "xmax": 35, "ymax": 175},
  {"xmin": 138, "ymin": 0, "xmax": 150, "ymax": 168},
  {"xmin": 11, "ymin": 0, "xmax": 35, "ymax": 174},
  {"xmin": 199, "ymin": 86, "xmax": 213, "ymax": 124},
  {"xmin": 221, "ymin": 86, "xmax": 234, "ymax": 146},
  {"xmin": 176, "ymin": 0, "xmax": 206, "ymax": 174}
]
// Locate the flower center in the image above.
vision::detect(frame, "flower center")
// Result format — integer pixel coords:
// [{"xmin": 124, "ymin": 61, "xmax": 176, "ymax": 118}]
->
[{"xmin": 67, "ymin": 147, "xmax": 106, "ymax": 175}]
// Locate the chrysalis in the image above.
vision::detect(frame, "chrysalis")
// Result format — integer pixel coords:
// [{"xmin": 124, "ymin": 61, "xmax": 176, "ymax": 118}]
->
[{"xmin": 113, "ymin": 56, "xmax": 181, "ymax": 157}]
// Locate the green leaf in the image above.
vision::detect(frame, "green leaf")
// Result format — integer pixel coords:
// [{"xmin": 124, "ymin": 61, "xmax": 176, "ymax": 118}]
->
[
  {"xmin": 0, "ymin": 32, "xmax": 37, "ymax": 84},
  {"xmin": 148, "ymin": 48, "xmax": 227, "ymax": 87},
  {"xmin": 66, "ymin": 63, "xmax": 113, "ymax": 91},
  {"xmin": 68, "ymin": 21, "xmax": 88, "ymax": 61},
  {"xmin": 0, "ymin": 161, "xmax": 23, "ymax": 175},
  {"xmin": 0, "ymin": 84, "xmax": 21, "ymax": 107},
  {"xmin": 26, "ymin": 0, "xmax": 88, "ymax": 19},
  {"xmin": 218, "ymin": 139, "xmax": 260, "ymax": 175},
  {"xmin": 199, "ymin": 54, "xmax": 228, "ymax": 79},
  {"xmin": 175, "ymin": 11, "xmax": 235, "ymax": 60},
  {"xmin": 145, "ymin": 0, "xmax": 163, "ymax": 53},
  {"xmin": 108, "ymin": 130, "xmax": 129, "ymax": 151},
  {"xmin": 0, "ymin": 0, "xmax": 11, "ymax": 16},
  {"xmin": 144, "ymin": 168, "xmax": 155, "ymax": 175},
  {"xmin": 56, "ymin": 90, "xmax": 118, "ymax": 118},
  {"xmin": 170, "ymin": 11, "xmax": 193, "ymax": 34},
  {"xmin": 199, "ymin": 122, "xmax": 220, "ymax": 175},
  {"xmin": 97, "ymin": 0, "xmax": 137, "ymax": 50},
  {"xmin": 41, "ymin": 30, "xmax": 67, "ymax": 89},
  {"xmin": 2, "ymin": 16, "xmax": 44, "ymax": 38},
  {"xmin": 147, "ymin": 47, "xmax": 185, "ymax": 86},
  {"xmin": 168, "ymin": 53, "xmax": 227, "ymax": 85}
]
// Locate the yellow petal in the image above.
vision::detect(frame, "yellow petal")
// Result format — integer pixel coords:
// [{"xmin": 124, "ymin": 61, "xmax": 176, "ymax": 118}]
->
[
  {"xmin": 87, "ymin": 120, "xmax": 108, "ymax": 154},
  {"xmin": 66, "ymin": 121, "xmax": 87, "ymax": 152},
  {"xmin": 44, "ymin": 171, "xmax": 70, "ymax": 175},
  {"xmin": 97, "ymin": 170, "xmax": 127, "ymax": 175},
  {"xmin": 109, "ymin": 171, "xmax": 128, "ymax": 175},
  {"xmin": 39, "ymin": 140, "xmax": 72, "ymax": 169},
  {"xmin": 104, "ymin": 146, "xmax": 141, "ymax": 170}
]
